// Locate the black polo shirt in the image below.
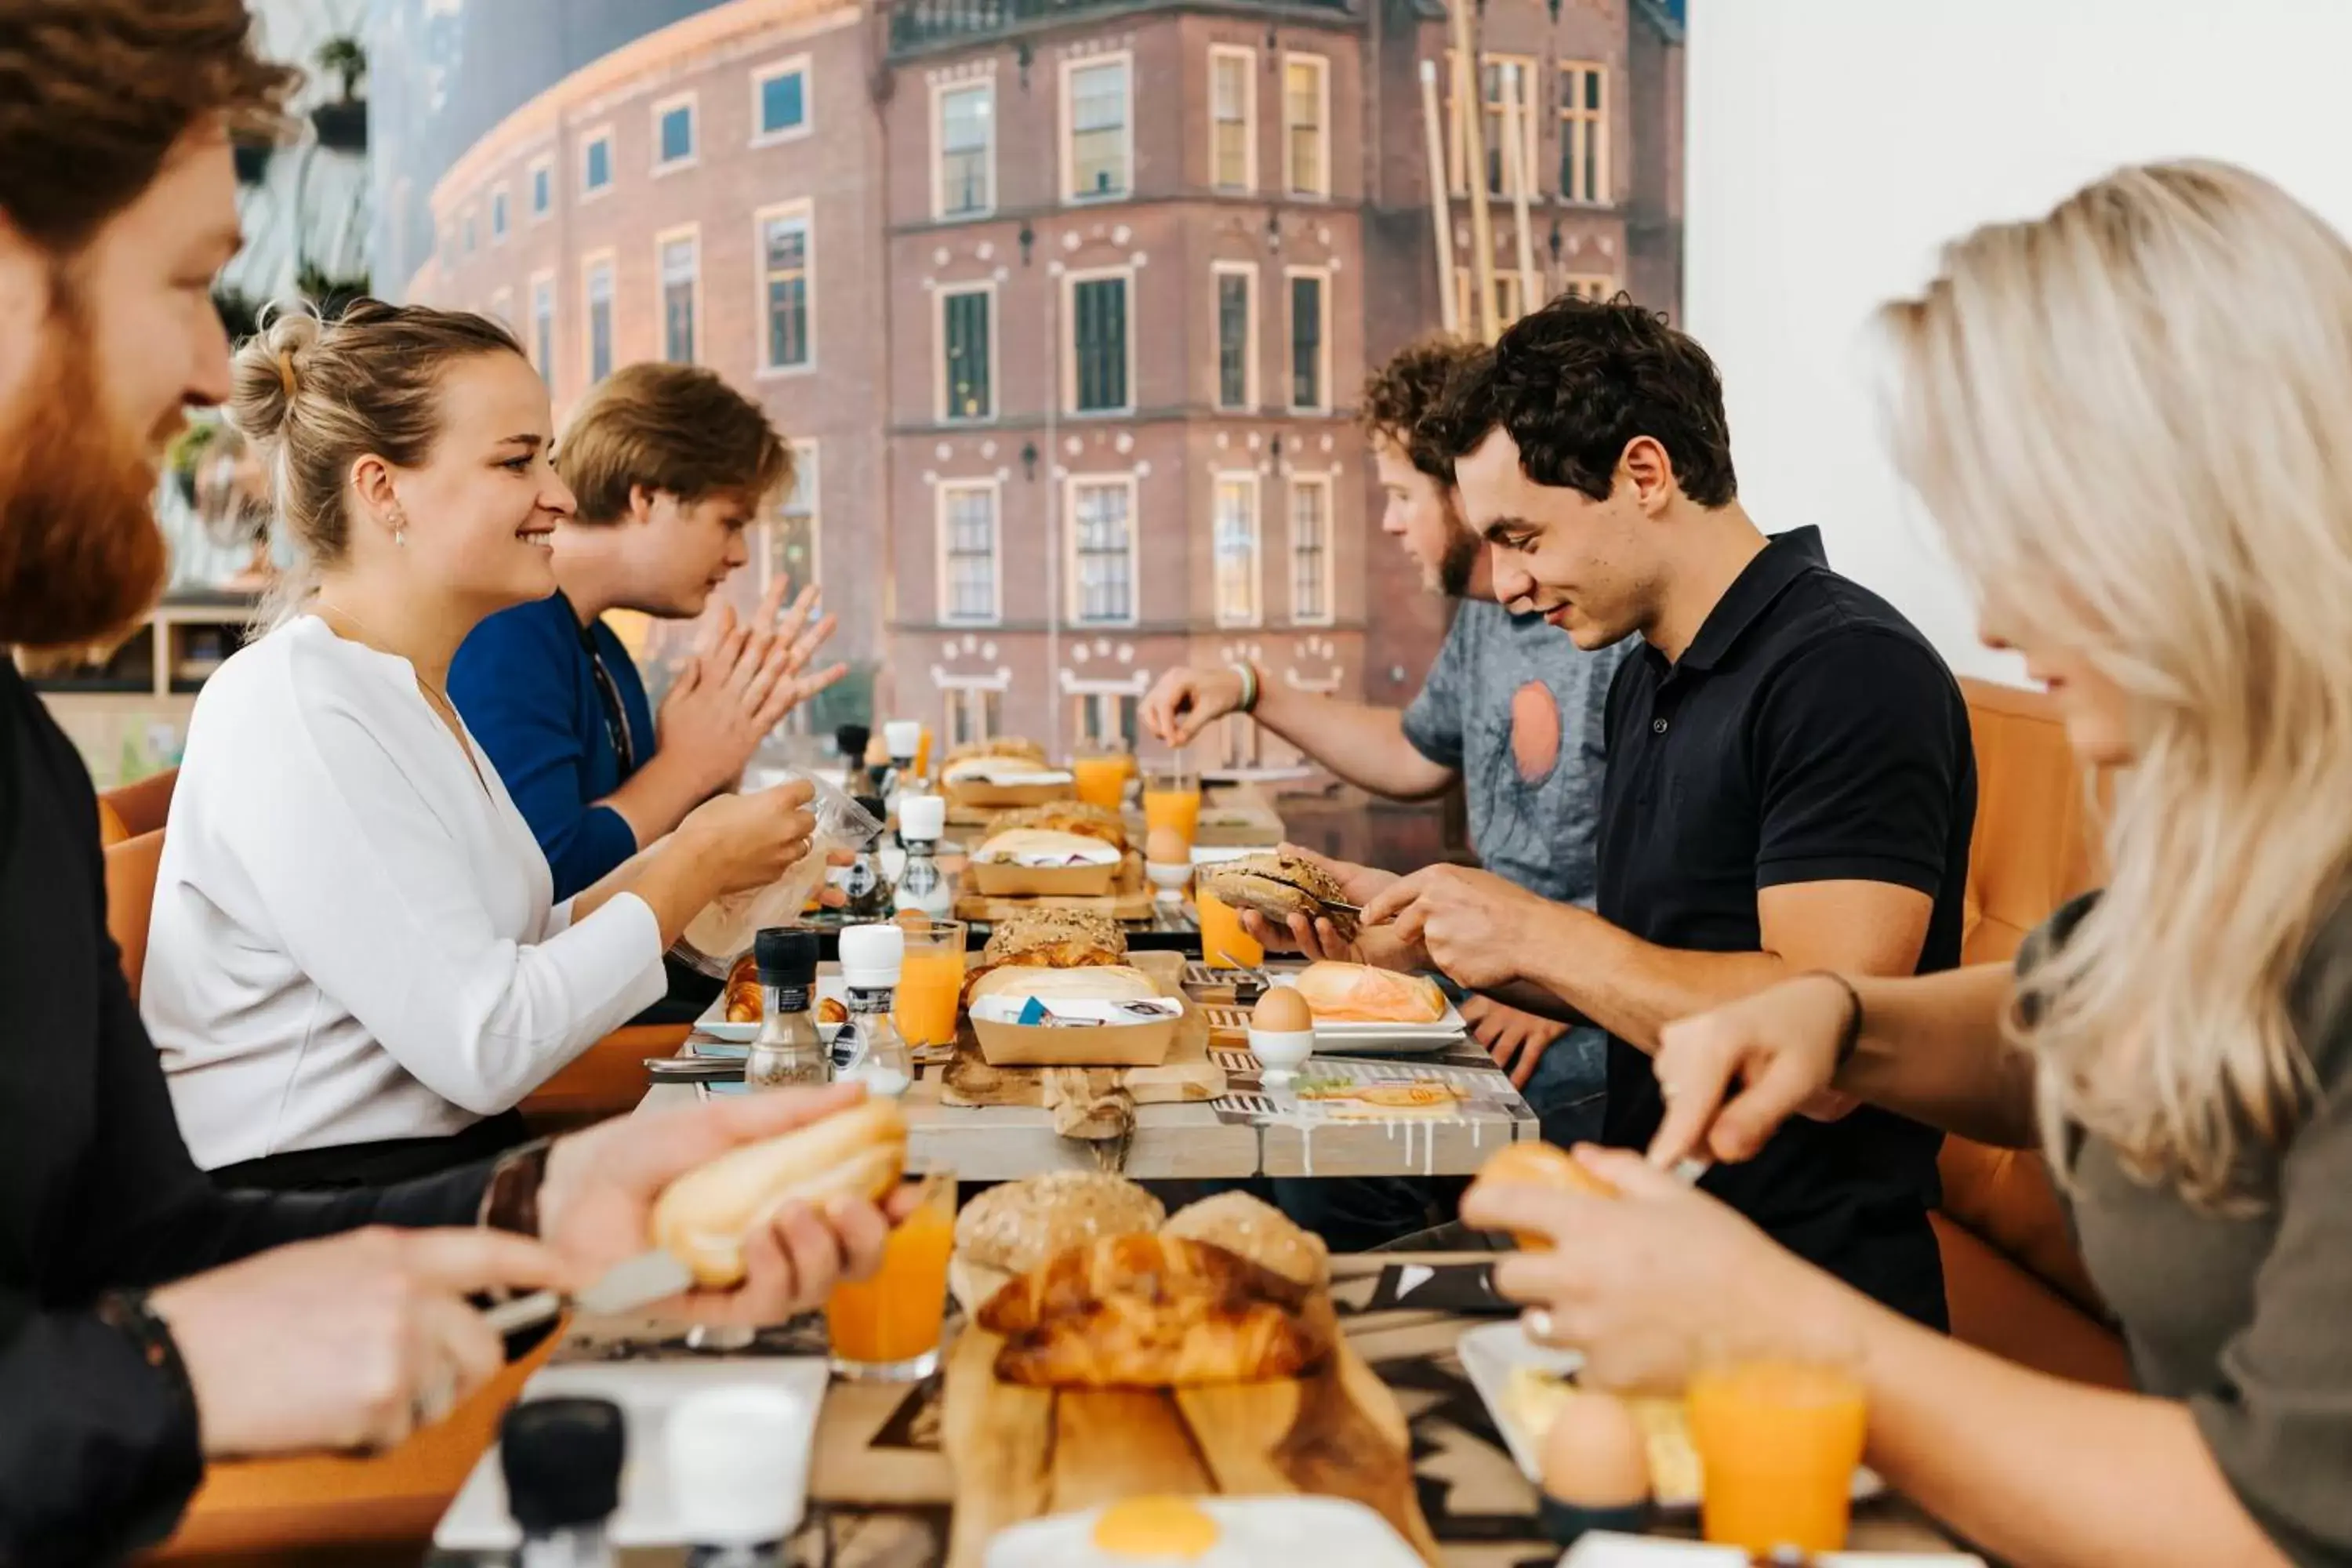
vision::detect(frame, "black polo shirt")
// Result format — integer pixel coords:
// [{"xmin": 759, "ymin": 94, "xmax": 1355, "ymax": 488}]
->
[{"xmin": 1596, "ymin": 526, "xmax": 1975, "ymax": 1330}]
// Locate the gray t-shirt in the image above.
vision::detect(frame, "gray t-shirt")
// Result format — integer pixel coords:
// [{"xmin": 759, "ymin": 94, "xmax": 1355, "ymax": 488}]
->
[
  {"xmin": 1399, "ymin": 600, "xmax": 1628, "ymax": 905},
  {"xmin": 2027, "ymin": 893, "xmax": 2352, "ymax": 1566}
]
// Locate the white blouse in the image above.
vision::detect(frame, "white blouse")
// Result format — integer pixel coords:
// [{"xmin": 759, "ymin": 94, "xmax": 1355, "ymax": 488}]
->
[{"xmin": 144, "ymin": 615, "xmax": 667, "ymax": 1170}]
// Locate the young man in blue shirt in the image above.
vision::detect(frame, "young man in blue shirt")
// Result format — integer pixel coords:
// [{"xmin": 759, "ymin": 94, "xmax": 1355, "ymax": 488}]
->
[{"xmin": 452, "ymin": 363, "xmax": 842, "ymax": 1014}]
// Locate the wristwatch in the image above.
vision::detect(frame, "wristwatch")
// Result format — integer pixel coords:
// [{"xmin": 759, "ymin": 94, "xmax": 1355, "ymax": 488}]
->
[
  {"xmin": 478, "ymin": 1138, "xmax": 553, "ymax": 1237},
  {"xmin": 97, "ymin": 1287, "xmax": 199, "ymax": 1431}
]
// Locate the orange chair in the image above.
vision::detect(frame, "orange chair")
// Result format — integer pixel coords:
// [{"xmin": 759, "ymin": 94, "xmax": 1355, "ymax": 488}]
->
[
  {"xmin": 101, "ymin": 764, "xmax": 178, "ymax": 839},
  {"xmin": 105, "ymin": 829, "xmax": 165, "ymax": 1000}
]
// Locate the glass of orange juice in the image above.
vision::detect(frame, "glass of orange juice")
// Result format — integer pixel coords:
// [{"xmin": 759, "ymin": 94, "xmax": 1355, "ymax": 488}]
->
[
  {"xmin": 1142, "ymin": 756, "xmax": 1202, "ymax": 848},
  {"xmin": 1688, "ymin": 1352, "xmax": 1869, "ymax": 1555},
  {"xmin": 1073, "ymin": 746, "xmax": 1130, "ymax": 812},
  {"xmin": 891, "ymin": 918, "xmax": 967, "ymax": 1048},
  {"xmin": 1196, "ymin": 887, "xmax": 1264, "ymax": 970},
  {"xmin": 826, "ymin": 1171, "xmax": 955, "ymax": 1381}
]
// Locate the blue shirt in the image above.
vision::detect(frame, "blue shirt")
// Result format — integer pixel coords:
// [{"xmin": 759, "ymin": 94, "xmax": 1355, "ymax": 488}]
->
[{"xmin": 450, "ymin": 593, "xmax": 655, "ymax": 901}]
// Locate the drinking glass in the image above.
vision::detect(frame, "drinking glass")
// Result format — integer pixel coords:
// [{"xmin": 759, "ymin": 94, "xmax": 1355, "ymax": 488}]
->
[
  {"xmin": 1688, "ymin": 1337, "xmax": 1868, "ymax": 1555},
  {"xmin": 826, "ymin": 1171, "xmax": 956, "ymax": 1381},
  {"xmin": 1142, "ymin": 755, "xmax": 1203, "ymax": 848},
  {"xmin": 1072, "ymin": 746, "xmax": 1131, "ymax": 812},
  {"xmin": 1197, "ymin": 887, "xmax": 1264, "ymax": 970},
  {"xmin": 892, "ymin": 918, "xmax": 967, "ymax": 1048}
]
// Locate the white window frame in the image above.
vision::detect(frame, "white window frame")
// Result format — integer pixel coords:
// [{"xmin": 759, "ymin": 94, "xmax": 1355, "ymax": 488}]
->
[
  {"xmin": 1062, "ymin": 265, "xmax": 1136, "ymax": 418},
  {"xmin": 651, "ymin": 92, "xmax": 699, "ymax": 173},
  {"xmin": 528, "ymin": 269, "xmax": 556, "ymax": 381},
  {"xmin": 1283, "ymin": 264, "xmax": 1332, "ymax": 414},
  {"xmin": 759, "ymin": 438, "xmax": 822, "ymax": 595},
  {"xmin": 940, "ymin": 676, "xmax": 1007, "ymax": 750},
  {"xmin": 579, "ymin": 125, "xmax": 615, "ymax": 200},
  {"xmin": 753, "ymin": 200, "xmax": 818, "ymax": 377},
  {"xmin": 931, "ymin": 78, "xmax": 996, "ymax": 220},
  {"xmin": 462, "ymin": 208, "xmax": 477, "ymax": 256},
  {"xmin": 1558, "ymin": 60, "xmax": 1610, "ymax": 205},
  {"xmin": 1288, "ymin": 473, "xmax": 1335, "ymax": 625},
  {"xmin": 1065, "ymin": 471, "xmax": 1140, "ymax": 626},
  {"xmin": 1207, "ymin": 45, "xmax": 1256, "ymax": 194},
  {"xmin": 489, "ymin": 183, "xmax": 510, "ymax": 244},
  {"xmin": 750, "ymin": 56, "xmax": 813, "ymax": 147},
  {"xmin": 1280, "ymin": 53, "xmax": 1330, "ymax": 199},
  {"xmin": 1060, "ymin": 53, "xmax": 1134, "ymax": 205},
  {"xmin": 527, "ymin": 153, "xmax": 554, "ymax": 220},
  {"xmin": 580, "ymin": 249, "xmax": 617, "ymax": 383},
  {"xmin": 1562, "ymin": 272, "xmax": 1616, "ymax": 303},
  {"xmin": 1212, "ymin": 471, "xmax": 1262, "ymax": 629},
  {"xmin": 1210, "ymin": 261, "xmax": 1258, "ymax": 412},
  {"xmin": 936, "ymin": 280, "xmax": 999, "ymax": 424},
  {"xmin": 1454, "ymin": 264, "xmax": 1545, "ymax": 328},
  {"xmin": 655, "ymin": 223, "xmax": 701, "ymax": 364},
  {"xmin": 936, "ymin": 478, "xmax": 1003, "ymax": 625}
]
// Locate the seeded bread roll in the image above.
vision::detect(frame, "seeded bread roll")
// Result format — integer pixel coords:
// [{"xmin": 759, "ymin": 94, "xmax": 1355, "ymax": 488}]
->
[
  {"xmin": 1199, "ymin": 853, "xmax": 1360, "ymax": 943},
  {"xmin": 951, "ymin": 1171, "xmax": 1167, "ymax": 1312},
  {"xmin": 1160, "ymin": 1190, "xmax": 1330, "ymax": 1289}
]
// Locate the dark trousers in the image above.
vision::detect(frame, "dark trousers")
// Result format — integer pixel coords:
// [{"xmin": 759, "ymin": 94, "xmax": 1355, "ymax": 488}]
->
[
  {"xmin": 630, "ymin": 955, "xmax": 727, "ymax": 1026},
  {"xmin": 209, "ymin": 1109, "xmax": 532, "ymax": 1190}
]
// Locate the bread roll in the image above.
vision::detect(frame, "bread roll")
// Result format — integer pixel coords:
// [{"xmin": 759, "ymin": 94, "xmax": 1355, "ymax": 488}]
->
[
  {"xmin": 1161, "ymin": 1191, "xmax": 1330, "ymax": 1289},
  {"xmin": 1291, "ymin": 961, "xmax": 1448, "ymax": 1024},
  {"xmin": 975, "ymin": 827, "xmax": 1121, "ymax": 866},
  {"xmin": 965, "ymin": 964, "xmax": 1162, "ymax": 1005},
  {"xmin": 949, "ymin": 1171, "xmax": 1166, "ymax": 1312},
  {"xmin": 650, "ymin": 1098, "xmax": 908, "ymax": 1287}
]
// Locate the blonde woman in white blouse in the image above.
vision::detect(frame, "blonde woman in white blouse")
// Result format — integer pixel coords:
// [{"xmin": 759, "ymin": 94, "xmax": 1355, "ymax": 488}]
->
[{"xmin": 144, "ymin": 302, "xmax": 818, "ymax": 1187}]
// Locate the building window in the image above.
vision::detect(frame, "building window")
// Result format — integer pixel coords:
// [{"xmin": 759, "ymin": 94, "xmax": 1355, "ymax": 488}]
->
[
  {"xmin": 938, "ymin": 82, "xmax": 993, "ymax": 217},
  {"xmin": 753, "ymin": 60, "xmax": 809, "ymax": 143},
  {"xmin": 940, "ymin": 482, "xmax": 999, "ymax": 622},
  {"xmin": 1073, "ymin": 692, "xmax": 1139, "ymax": 751},
  {"xmin": 1484, "ymin": 58, "xmax": 1539, "ymax": 197},
  {"xmin": 1290, "ymin": 477, "xmax": 1331, "ymax": 622},
  {"xmin": 584, "ymin": 256, "xmax": 614, "ymax": 383},
  {"xmin": 1559, "ymin": 62, "xmax": 1608, "ymax": 205},
  {"xmin": 529, "ymin": 158, "xmax": 552, "ymax": 217},
  {"xmin": 490, "ymin": 187, "xmax": 509, "ymax": 243},
  {"xmin": 582, "ymin": 130, "xmax": 612, "ymax": 195},
  {"xmin": 1214, "ymin": 267, "xmax": 1254, "ymax": 411},
  {"xmin": 659, "ymin": 232, "xmax": 698, "ymax": 363},
  {"xmin": 942, "ymin": 287, "xmax": 993, "ymax": 421},
  {"xmin": 1071, "ymin": 478, "xmax": 1135, "ymax": 622},
  {"xmin": 529, "ymin": 274, "xmax": 555, "ymax": 385},
  {"xmin": 758, "ymin": 209, "xmax": 813, "ymax": 372},
  {"xmin": 1287, "ymin": 270, "xmax": 1327, "ymax": 411},
  {"xmin": 1562, "ymin": 274, "xmax": 1617, "ymax": 303},
  {"xmin": 1214, "ymin": 475, "xmax": 1260, "ymax": 627},
  {"xmin": 1454, "ymin": 266, "xmax": 1545, "ymax": 331},
  {"xmin": 1069, "ymin": 274, "xmax": 1130, "ymax": 414},
  {"xmin": 654, "ymin": 96, "xmax": 696, "ymax": 169},
  {"xmin": 1210, "ymin": 47, "xmax": 1254, "ymax": 192},
  {"xmin": 1065, "ymin": 58, "xmax": 1131, "ymax": 201},
  {"xmin": 1221, "ymin": 711, "xmax": 1261, "ymax": 770},
  {"xmin": 463, "ymin": 211, "xmax": 477, "ymax": 255},
  {"xmin": 762, "ymin": 440, "xmax": 820, "ymax": 595},
  {"xmin": 488, "ymin": 288, "xmax": 514, "ymax": 330},
  {"xmin": 944, "ymin": 684, "xmax": 1002, "ymax": 749},
  {"xmin": 1282, "ymin": 56, "xmax": 1328, "ymax": 198}
]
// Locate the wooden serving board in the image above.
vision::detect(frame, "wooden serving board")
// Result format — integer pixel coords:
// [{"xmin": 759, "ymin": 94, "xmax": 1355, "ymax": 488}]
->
[
  {"xmin": 954, "ymin": 852, "xmax": 1156, "ymax": 923},
  {"xmin": 940, "ymin": 1305, "xmax": 1441, "ymax": 1568}
]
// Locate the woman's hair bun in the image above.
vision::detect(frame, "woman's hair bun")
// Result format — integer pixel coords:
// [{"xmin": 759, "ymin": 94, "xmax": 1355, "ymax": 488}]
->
[{"xmin": 227, "ymin": 302, "xmax": 325, "ymax": 444}]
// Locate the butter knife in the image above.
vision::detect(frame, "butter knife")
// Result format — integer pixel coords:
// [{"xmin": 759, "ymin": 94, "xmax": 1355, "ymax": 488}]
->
[{"xmin": 482, "ymin": 1247, "xmax": 697, "ymax": 1336}]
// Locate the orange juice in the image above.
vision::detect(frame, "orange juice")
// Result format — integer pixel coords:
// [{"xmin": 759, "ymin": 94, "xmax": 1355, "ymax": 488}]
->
[
  {"xmin": 1688, "ymin": 1359, "xmax": 1868, "ymax": 1554},
  {"xmin": 1143, "ymin": 785, "xmax": 1202, "ymax": 846},
  {"xmin": 1197, "ymin": 888, "xmax": 1264, "ymax": 969},
  {"xmin": 1073, "ymin": 753, "xmax": 1129, "ymax": 811},
  {"xmin": 892, "ymin": 922, "xmax": 967, "ymax": 1047},
  {"xmin": 827, "ymin": 1175, "xmax": 955, "ymax": 1379}
]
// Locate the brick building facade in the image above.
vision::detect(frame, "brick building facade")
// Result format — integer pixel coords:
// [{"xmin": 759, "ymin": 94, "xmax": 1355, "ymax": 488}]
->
[{"xmin": 405, "ymin": 0, "xmax": 1682, "ymax": 768}]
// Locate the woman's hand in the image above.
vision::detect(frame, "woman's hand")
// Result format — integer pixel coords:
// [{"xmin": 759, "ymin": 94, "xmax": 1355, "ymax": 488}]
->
[
  {"xmin": 1463, "ymin": 1148, "xmax": 1848, "ymax": 1392},
  {"xmin": 1646, "ymin": 972, "xmax": 1863, "ymax": 1168},
  {"xmin": 676, "ymin": 778, "xmax": 818, "ymax": 898},
  {"xmin": 539, "ymin": 1083, "xmax": 916, "ymax": 1328}
]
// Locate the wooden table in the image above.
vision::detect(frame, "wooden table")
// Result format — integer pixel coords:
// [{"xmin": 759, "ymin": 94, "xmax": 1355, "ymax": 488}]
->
[{"xmin": 219, "ymin": 1254, "xmax": 1952, "ymax": 1566}]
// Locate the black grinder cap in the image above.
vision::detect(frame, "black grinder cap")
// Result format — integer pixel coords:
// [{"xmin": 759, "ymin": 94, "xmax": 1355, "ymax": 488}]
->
[
  {"xmin": 500, "ymin": 1396, "xmax": 625, "ymax": 1534},
  {"xmin": 754, "ymin": 927, "xmax": 820, "ymax": 988}
]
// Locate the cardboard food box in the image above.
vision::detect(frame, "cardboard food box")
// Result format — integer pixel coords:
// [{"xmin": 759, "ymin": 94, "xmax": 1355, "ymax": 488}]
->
[
  {"xmin": 945, "ymin": 769, "xmax": 1077, "ymax": 811},
  {"xmin": 967, "ymin": 950, "xmax": 1189, "ymax": 1068},
  {"xmin": 964, "ymin": 854, "xmax": 1121, "ymax": 898}
]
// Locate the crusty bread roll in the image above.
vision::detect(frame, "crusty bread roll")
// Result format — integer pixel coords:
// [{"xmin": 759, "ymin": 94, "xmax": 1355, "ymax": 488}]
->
[
  {"xmin": 650, "ymin": 1098, "xmax": 907, "ymax": 1288},
  {"xmin": 1161, "ymin": 1191, "xmax": 1330, "ymax": 1289},
  {"xmin": 949, "ymin": 1170, "xmax": 1166, "ymax": 1313},
  {"xmin": 975, "ymin": 827, "xmax": 1121, "ymax": 866},
  {"xmin": 1291, "ymin": 961, "xmax": 1448, "ymax": 1024},
  {"xmin": 964, "ymin": 964, "xmax": 1162, "ymax": 1005}
]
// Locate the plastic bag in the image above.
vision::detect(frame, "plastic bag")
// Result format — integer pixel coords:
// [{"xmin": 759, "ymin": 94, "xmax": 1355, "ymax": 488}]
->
[{"xmin": 669, "ymin": 771, "xmax": 886, "ymax": 978}]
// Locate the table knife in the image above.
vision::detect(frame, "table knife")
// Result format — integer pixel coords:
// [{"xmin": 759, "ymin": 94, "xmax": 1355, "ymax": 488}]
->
[{"xmin": 482, "ymin": 1247, "xmax": 697, "ymax": 1336}]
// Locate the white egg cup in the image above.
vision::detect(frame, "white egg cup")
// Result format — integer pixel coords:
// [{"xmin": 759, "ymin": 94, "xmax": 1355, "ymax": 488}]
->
[
  {"xmin": 1145, "ymin": 859, "xmax": 1193, "ymax": 906},
  {"xmin": 1248, "ymin": 1027, "xmax": 1316, "ymax": 1083}
]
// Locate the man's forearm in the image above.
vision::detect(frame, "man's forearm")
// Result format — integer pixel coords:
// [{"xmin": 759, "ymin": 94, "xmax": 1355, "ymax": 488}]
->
[
  {"xmin": 598, "ymin": 748, "xmax": 717, "ymax": 850},
  {"xmin": 1248, "ymin": 684, "xmax": 1455, "ymax": 800},
  {"xmin": 1497, "ymin": 905, "xmax": 1788, "ymax": 1050}
]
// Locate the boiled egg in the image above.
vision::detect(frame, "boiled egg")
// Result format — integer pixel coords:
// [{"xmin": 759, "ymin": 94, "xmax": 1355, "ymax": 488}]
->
[
  {"xmin": 1091, "ymin": 1495, "xmax": 1222, "ymax": 1560},
  {"xmin": 1538, "ymin": 1388, "xmax": 1651, "ymax": 1508},
  {"xmin": 1250, "ymin": 986, "xmax": 1314, "ymax": 1036},
  {"xmin": 1145, "ymin": 825, "xmax": 1192, "ymax": 866}
]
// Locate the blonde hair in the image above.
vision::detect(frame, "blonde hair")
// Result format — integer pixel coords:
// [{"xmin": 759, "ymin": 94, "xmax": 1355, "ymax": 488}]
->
[
  {"xmin": 557, "ymin": 361, "xmax": 792, "ymax": 524},
  {"xmin": 228, "ymin": 299, "xmax": 527, "ymax": 625},
  {"xmin": 1882, "ymin": 161, "xmax": 2352, "ymax": 1204}
]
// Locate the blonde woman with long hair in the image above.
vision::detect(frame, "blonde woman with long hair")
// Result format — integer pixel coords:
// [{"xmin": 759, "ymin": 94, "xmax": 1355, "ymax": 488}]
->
[{"xmin": 1462, "ymin": 161, "xmax": 2352, "ymax": 1566}]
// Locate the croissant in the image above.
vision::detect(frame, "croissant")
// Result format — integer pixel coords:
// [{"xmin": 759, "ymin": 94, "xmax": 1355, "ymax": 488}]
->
[
  {"xmin": 724, "ymin": 953, "xmax": 761, "ymax": 1024},
  {"xmin": 994, "ymin": 1291, "xmax": 1330, "ymax": 1387},
  {"xmin": 977, "ymin": 1234, "xmax": 1311, "ymax": 1336}
]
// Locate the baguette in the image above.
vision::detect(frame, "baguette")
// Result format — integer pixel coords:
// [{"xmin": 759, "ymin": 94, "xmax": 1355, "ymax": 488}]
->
[{"xmin": 650, "ymin": 1098, "xmax": 908, "ymax": 1287}]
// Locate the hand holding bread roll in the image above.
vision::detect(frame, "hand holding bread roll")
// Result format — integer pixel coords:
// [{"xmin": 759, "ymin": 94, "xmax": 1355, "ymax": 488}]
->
[
  {"xmin": 650, "ymin": 1097, "xmax": 908, "ymax": 1287},
  {"xmin": 1467, "ymin": 1141, "xmax": 1617, "ymax": 1252}
]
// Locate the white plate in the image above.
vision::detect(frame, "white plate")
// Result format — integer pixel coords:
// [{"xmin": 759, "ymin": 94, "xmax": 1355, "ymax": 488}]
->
[
  {"xmin": 693, "ymin": 1021, "xmax": 758, "ymax": 1045},
  {"xmin": 1563, "ymin": 1535, "xmax": 1984, "ymax": 1567},
  {"xmin": 434, "ymin": 1359, "xmax": 828, "ymax": 1551},
  {"xmin": 984, "ymin": 1496, "xmax": 1425, "ymax": 1567},
  {"xmin": 1265, "ymin": 973, "xmax": 1468, "ymax": 1051},
  {"xmin": 1456, "ymin": 1321, "xmax": 1886, "ymax": 1513}
]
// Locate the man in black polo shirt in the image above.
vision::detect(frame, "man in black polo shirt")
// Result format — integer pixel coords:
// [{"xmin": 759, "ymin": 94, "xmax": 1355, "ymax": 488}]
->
[{"xmin": 1356, "ymin": 298, "xmax": 1974, "ymax": 1327}]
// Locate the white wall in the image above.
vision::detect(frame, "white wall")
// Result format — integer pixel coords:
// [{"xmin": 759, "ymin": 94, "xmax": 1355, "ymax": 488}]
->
[{"xmin": 1683, "ymin": 0, "xmax": 2352, "ymax": 681}]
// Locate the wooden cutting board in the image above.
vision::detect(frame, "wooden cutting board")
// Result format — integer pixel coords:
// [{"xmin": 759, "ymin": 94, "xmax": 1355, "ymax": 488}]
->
[
  {"xmin": 940, "ymin": 1305, "xmax": 1441, "ymax": 1567},
  {"xmin": 954, "ymin": 852, "xmax": 1157, "ymax": 923}
]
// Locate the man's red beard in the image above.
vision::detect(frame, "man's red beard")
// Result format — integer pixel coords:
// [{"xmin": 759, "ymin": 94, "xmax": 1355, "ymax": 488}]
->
[{"xmin": 0, "ymin": 292, "xmax": 172, "ymax": 652}]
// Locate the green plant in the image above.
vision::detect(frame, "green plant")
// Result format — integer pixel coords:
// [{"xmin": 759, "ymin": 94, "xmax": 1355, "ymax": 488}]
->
[
  {"xmin": 165, "ymin": 421, "xmax": 220, "ymax": 477},
  {"xmin": 211, "ymin": 284, "xmax": 261, "ymax": 343},
  {"xmin": 294, "ymin": 260, "xmax": 370, "ymax": 318},
  {"xmin": 315, "ymin": 35, "xmax": 367, "ymax": 101}
]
